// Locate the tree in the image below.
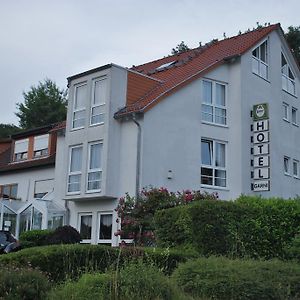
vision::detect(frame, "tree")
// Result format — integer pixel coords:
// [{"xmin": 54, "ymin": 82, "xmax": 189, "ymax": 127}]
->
[
  {"xmin": 16, "ymin": 79, "xmax": 67, "ymax": 129},
  {"xmin": 0, "ymin": 124, "xmax": 21, "ymax": 139},
  {"xmin": 171, "ymin": 41, "xmax": 190, "ymax": 55},
  {"xmin": 285, "ymin": 26, "xmax": 300, "ymax": 66}
]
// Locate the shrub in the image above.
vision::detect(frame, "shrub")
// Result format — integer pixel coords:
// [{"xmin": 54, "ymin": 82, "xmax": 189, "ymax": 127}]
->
[
  {"xmin": 0, "ymin": 267, "xmax": 49, "ymax": 300},
  {"xmin": 19, "ymin": 229, "xmax": 54, "ymax": 248},
  {"xmin": 172, "ymin": 256, "xmax": 300, "ymax": 299},
  {"xmin": 0, "ymin": 244, "xmax": 196, "ymax": 282},
  {"xmin": 45, "ymin": 225, "xmax": 81, "ymax": 245},
  {"xmin": 285, "ymin": 233, "xmax": 300, "ymax": 261}
]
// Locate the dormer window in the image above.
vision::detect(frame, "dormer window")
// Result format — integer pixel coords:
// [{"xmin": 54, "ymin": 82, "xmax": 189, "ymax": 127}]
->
[
  {"xmin": 281, "ymin": 53, "xmax": 296, "ymax": 95},
  {"xmin": 72, "ymin": 83, "xmax": 87, "ymax": 129},
  {"xmin": 14, "ymin": 138, "xmax": 29, "ymax": 161},
  {"xmin": 34, "ymin": 134, "xmax": 49, "ymax": 158},
  {"xmin": 252, "ymin": 40, "xmax": 268, "ymax": 79}
]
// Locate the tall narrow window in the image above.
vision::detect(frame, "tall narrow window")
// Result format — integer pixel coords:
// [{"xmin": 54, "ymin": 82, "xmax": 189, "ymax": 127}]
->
[
  {"xmin": 33, "ymin": 134, "xmax": 49, "ymax": 158},
  {"xmin": 79, "ymin": 214, "xmax": 92, "ymax": 242},
  {"xmin": 201, "ymin": 139, "xmax": 226, "ymax": 187},
  {"xmin": 292, "ymin": 107, "xmax": 298, "ymax": 125},
  {"xmin": 14, "ymin": 138, "xmax": 29, "ymax": 161},
  {"xmin": 68, "ymin": 146, "xmax": 83, "ymax": 193},
  {"xmin": 252, "ymin": 40, "xmax": 268, "ymax": 79},
  {"xmin": 91, "ymin": 78, "xmax": 106, "ymax": 125},
  {"xmin": 283, "ymin": 102, "xmax": 289, "ymax": 121},
  {"xmin": 87, "ymin": 142, "xmax": 102, "ymax": 192},
  {"xmin": 293, "ymin": 160, "xmax": 299, "ymax": 178},
  {"xmin": 72, "ymin": 83, "xmax": 87, "ymax": 129},
  {"xmin": 281, "ymin": 53, "xmax": 296, "ymax": 95},
  {"xmin": 98, "ymin": 213, "xmax": 112, "ymax": 243},
  {"xmin": 201, "ymin": 80, "xmax": 227, "ymax": 125},
  {"xmin": 284, "ymin": 156, "xmax": 290, "ymax": 175}
]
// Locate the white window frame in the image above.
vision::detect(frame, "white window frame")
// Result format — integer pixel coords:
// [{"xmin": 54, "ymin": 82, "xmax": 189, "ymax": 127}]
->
[
  {"xmin": 201, "ymin": 139, "xmax": 227, "ymax": 188},
  {"xmin": 14, "ymin": 138, "xmax": 29, "ymax": 161},
  {"xmin": 33, "ymin": 134, "xmax": 49, "ymax": 158},
  {"xmin": 78, "ymin": 213, "xmax": 93, "ymax": 243},
  {"xmin": 284, "ymin": 156, "xmax": 291, "ymax": 175},
  {"xmin": 201, "ymin": 80, "xmax": 227, "ymax": 126},
  {"xmin": 283, "ymin": 102, "xmax": 289, "ymax": 122},
  {"xmin": 292, "ymin": 107, "xmax": 298, "ymax": 126},
  {"xmin": 72, "ymin": 83, "xmax": 87, "ymax": 130},
  {"xmin": 293, "ymin": 160, "xmax": 299, "ymax": 178},
  {"xmin": 86, "ymin": 141, "xmax": 103, "ymax": 193},
  {"xmin": 67, "ymin": 145, "xmax": 83, "ymax": 195},
  {"xmin": 97, "ymin": 211, "xmax": 113, "ymax": 244},
  {"xmin": 90, "ymin": 78, "xmax": 106, "ymax": 127},
  {"xmin": 281, "ymin": 52, "xmax": 296, "ymax": 96},
  {"xmin": 252, "ymin": 40, "xmax": 269, "ymax": 80}
]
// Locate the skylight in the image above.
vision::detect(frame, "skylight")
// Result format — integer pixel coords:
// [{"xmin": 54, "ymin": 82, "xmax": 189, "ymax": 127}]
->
[{"xmin": 155, "ymin": 61, "xmax": 176, "ymax": 71}]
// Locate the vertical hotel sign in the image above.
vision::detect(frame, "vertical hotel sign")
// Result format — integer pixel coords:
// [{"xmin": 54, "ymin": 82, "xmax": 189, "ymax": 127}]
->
[{"xmin": 251, "ymin": 103, "xmax": 270, "ymax": 191}]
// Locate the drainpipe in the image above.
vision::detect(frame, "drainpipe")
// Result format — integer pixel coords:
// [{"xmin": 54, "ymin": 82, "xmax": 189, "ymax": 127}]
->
[
  {"xmin": 64, "ymin": 200, "xmax": 70, "ymax": 226},
  {"xmin": 132, "ymin": 114, "xmax": 142, "ymax": 199}
]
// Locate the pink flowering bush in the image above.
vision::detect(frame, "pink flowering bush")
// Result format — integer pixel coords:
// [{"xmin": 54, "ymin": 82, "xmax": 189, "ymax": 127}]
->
[{"xmin": 115, "ymin": 187, "xmax": 218, "ymax": 246}]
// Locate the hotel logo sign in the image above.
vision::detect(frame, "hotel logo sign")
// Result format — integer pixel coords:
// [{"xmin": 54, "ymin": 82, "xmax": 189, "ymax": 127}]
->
[{"xmin": 251, "ymin": 103, "xmax": 270, "ymax": 192}]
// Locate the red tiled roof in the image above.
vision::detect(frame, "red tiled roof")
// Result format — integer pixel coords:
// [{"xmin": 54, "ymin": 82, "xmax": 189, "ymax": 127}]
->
[{"xmin": 116, "ymin": 24, "xmax": 280, "ymax": 117}]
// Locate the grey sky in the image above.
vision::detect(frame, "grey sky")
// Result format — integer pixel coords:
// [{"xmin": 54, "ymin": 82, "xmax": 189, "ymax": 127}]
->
[{"xmin": 1, "ymin": 0, "xmax": 299, "ymax": 125}]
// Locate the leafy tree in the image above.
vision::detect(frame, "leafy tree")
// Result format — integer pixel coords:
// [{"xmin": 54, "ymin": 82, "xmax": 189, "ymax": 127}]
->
[
  {"xmin": 16, "ymin": 79, "xmax": 67, "ymax": 129},
  {"xmin": 171, "ymin": 41, "xmax": 190, "ymax": 55},
  {"xmin": 0, "ymin": 123, "xmax": 21, "ymax": 139},
  {"xmin": 285, "ymin": 26, "xmax": 300, "ymax": 66}
]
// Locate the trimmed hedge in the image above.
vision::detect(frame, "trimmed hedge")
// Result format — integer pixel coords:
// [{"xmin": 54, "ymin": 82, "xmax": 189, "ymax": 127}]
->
[
  {"xmin": 0, "ymin": 244, "xmax": 196, "ymax": 282},
  {"xmin": 155, "ymin": 197, "xmax": 300, "ymax": 258},
  {"xmin": 19, "ymin": 229, "xmax": 54, "ymax": 248},
  {"xmin": 172, "ymin": 256, "xmax": 300, "ymax": 299},
  {"xmin": 0, "ymin": 267, "xmax": 49, "ymax": 300}
]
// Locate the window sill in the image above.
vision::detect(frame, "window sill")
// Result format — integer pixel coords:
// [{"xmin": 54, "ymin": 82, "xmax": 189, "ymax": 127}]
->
[
  {"xmin": 201, "ymin": 184, "xmax": 229, "ymax": 191},
  {"xmin": 66, "ymin": 191, "xmax": 81, "ymax": 196},
  {"xmin": 282, "ymin": 89, "xmax": 297, "ymax": 98},
  {"xmin": 284, "ymin": 173, "xmax": 292, "ymax": 177},
  {"xmin": 292, "ymin": 123, "xmax": 299, "ymax": 127},
  {"xmin": 70, "ymin": 126, "xmax": 85, "ymax": 132},
  {"xmin": 252, "ymin": 72, "xmax": 270, "ymax": 83},
  {"xmin": 89, "ymin": 122, "xmax": 104, "ymax": 128},
  {"xmin": 86, "ymin": 189, "xmax": 102, "ymax": 194},
  {"xmin": 202, "ymin": 121, "xmax": 228, "ymax": 128},
  {"xmin": 283, "ymin": 118, "xmax": 290, "ymax": 123}
]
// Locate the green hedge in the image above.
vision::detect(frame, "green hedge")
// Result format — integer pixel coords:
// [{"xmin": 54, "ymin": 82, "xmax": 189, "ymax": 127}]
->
[
  {"xmin": 0, "ymin": 244, "xmax": 196, "ymax": 282},
  {"xmin": 155, "ymin": 197, "xmax": 300, "ymax": 258},
  {"xmin": 172, "ymin": 256, "xmax": 300, "ymax": 299},
  {"xmin": 19, "ymin": 229, "xmax": 54, "ymax": 248},
  {"xmin": 0, "ymin": 267, "xmax": 49, "ymax": 300}
]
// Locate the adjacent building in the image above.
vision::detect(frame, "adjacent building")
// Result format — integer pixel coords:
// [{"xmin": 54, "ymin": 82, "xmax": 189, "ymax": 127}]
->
[{"xmin": 1, "ymin": 23, "xmax": 299, "ymax": 245}]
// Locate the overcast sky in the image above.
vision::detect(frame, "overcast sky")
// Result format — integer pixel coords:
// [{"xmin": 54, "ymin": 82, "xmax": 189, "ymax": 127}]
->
[{"xmin": 1, "ymin": 0, "xmax": 299, "ymax": 125}]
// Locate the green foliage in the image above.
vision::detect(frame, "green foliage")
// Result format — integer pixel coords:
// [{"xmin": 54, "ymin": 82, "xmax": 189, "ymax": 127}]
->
[
  {"xmin": 284, "ymin": 233, "xmax": 300, "ymax": 261},
  {"xmin": 0, "ymin": 244, "xmax": 196, "ymax": 282},
  {"xmin": 45, "ymin": 225, "xmax": 81, "ymax": 245},
  {"xmin": 171, "ymin": 41, "xmax": 190, "ymax": 54},
  {"xmin": 0, "ymin": 123, "xmax": 21, "ymax": 139},
  {"xmin": 16, "ymin": 78, "xmax": 67, "ymax": 129},
  {"xmin": 285, "ymin": 25, "xmax": 300, "ymax": 66},
  {"xmin": 47, "ymin": 273, "xmax": 111, "ymax": 299},
  {"xmin": 19, "ymin": 229, "xmax": 54, "ymax": 248},
  {"xmin": 116, "ymin": 187, "xmax": 217, "ymax": 246},
  {"xmin": 0, "ymin": 267, "xmax": 49, "ymax": 300},
  {"xmin": 172, "ymin": 256, "xmax": 300, "ymax": 299}
]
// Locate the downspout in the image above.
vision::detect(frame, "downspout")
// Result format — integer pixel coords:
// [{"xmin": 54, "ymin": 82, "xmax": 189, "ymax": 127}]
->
[
  {"xmin": 132, "ymin": 114, "xmax": 142, "ymax": 199},
  {"xmin": 64, "ymin": 200, "xmax": 70, "ymax": 226}
]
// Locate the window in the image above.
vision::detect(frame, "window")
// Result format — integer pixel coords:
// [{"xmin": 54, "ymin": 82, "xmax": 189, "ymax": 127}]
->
[
  {"xmin": 98, "ymin": 213, "xmax": 112, "ymax": 243},
  {"xmin": 283, "ymin": 103, "xmax": 289, "ymax": 121},
  {"xmin": 87, "ymin": 142, "xmax": 103, "ymax": 192},
  {"xmin": 79, "ymin": 214, "xmax": 92, "ymax": 242},
  {"xmin": 33, "ymin": 134, "xmax": 49, "ymax": 158},
  {"xmin": 281, "ymin": 53, "xmax": 296, "ymax": 95},
  {"xmin": 67, "ymin": 146, "xmax": 83, "ymax": 193},
  {"xmin": 284, "ymin": 156, "xmax": 290, "ymax": 175},
  {"xmin": 292, "ymin": 107, "xmax": 298, "ymax": 125},
  {"xmin": 252, "ymin": 40, "xmax": 268, "ymax": 79},
  {"xmin": 201, "ymin": 80, "xmax": 227, "ymax": 125},
  {"xmin": 201, "ymin": 139, "xmax": 226, "ymax": 187},
  {"xmin": 72, "ymin": 83, "xmax": 87, "ymax": 129},
  {"xmin": 34, "ymin": 179, "xmax": 54, "ymax": 198},
  {"xmin": 91, "ymin": 78, "xmax": 106, "ymax": 125},
  {"xmin": 0, "ymin": 184, "xmax": 18, "ymax": 199},
  {"xmin": 14, "ymin": 138, "xmax": 29, "ymax": 161},
  {"xmin": 293, "ymin": 160, "xmax": 299, "ymax": 178}
]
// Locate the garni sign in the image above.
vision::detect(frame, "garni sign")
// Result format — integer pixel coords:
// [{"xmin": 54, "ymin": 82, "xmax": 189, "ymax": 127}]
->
[{"xmin": 251, "ymin": 103, "xmax": 270, "ymax": 192}]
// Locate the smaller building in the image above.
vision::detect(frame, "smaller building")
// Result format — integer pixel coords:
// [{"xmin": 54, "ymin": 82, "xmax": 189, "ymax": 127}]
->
[{"xmin": 0, "ymin": 124, "xmax": 66, "ymax": 238}]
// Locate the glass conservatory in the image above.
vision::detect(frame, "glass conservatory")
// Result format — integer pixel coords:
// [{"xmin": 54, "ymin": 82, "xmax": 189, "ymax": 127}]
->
[{"xmin": 0, "ymin": 192, "xmax": 66, "ymax": 238}]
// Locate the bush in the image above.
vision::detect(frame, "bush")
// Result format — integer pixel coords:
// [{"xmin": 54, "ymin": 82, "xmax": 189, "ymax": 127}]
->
[
  {"xmin": 45, "ymin": 225, "xmax": 81, "ymax": 245},
  {"xmin": 48, "ymin": 262, "xmax": 186, "ymax": 300},
  {"xmin": 172, "ymin": 256, "xmax": 300, "ymax": 299},
  {"xmin": 0, "ymin": 267, "xmax": 49, "ymax": 300},
  {"xmin": 285, "ymin": 233, "xmax": 300, "ymax": 261},
  {"xmin": 0, "ymin": 244, "xmax": 196, "ymax": 282},
  {"xmin": 19, "ymin": 229, "xmax": 54, "ymax": 248}
]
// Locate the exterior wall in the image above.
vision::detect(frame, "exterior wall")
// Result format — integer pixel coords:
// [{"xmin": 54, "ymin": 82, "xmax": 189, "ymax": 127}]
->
[{"xmin": 0, "ymin": 167, "xmax": 55, "ymax": 202}]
